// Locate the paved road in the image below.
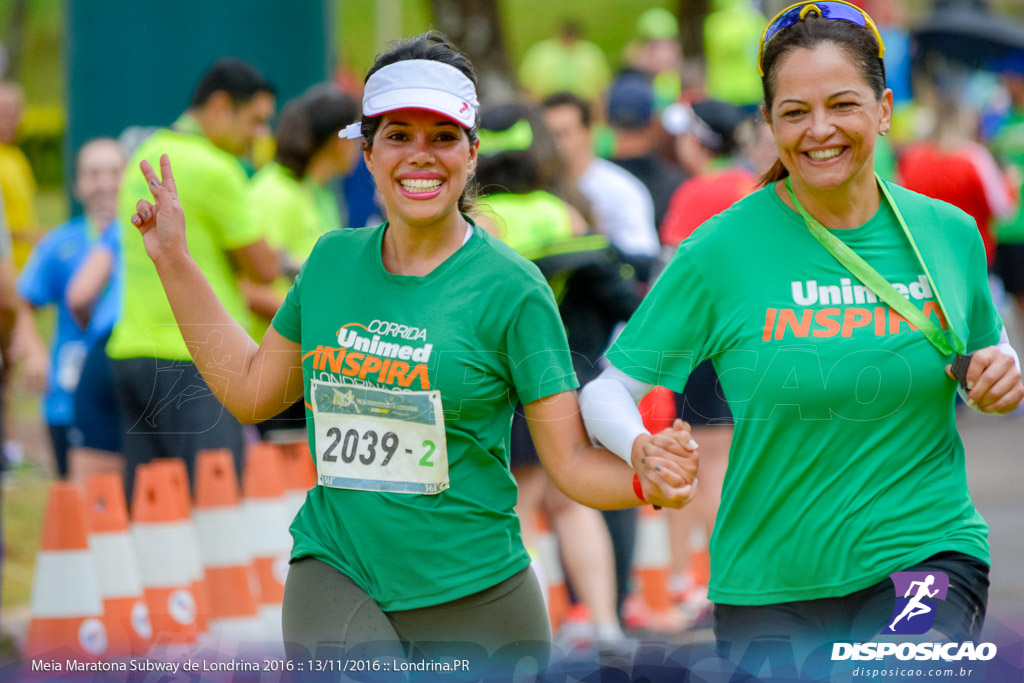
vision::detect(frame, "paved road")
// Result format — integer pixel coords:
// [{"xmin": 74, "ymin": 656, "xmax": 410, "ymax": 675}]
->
[{"xmin": 960, "ymin": 405, "xmax": 1024, "ymax": 636}]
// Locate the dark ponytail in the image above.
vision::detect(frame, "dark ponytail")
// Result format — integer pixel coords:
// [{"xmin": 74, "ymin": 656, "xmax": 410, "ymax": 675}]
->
[
  {"xmin": 275, "ymin": 84, "xmax": 359, "ymax": 179},
  {"xmin": 759, "ymin": 158, "xmax": 790, "ymax": 187}
]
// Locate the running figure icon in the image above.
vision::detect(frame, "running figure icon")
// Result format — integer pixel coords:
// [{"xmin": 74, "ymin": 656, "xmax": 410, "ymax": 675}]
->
[{"xmin": 889, "ymin": 574, "xmax": 939, "ymax": 631}]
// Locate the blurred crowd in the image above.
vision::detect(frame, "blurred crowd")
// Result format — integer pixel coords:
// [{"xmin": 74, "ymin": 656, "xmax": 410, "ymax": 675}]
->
[{"xmin": 2, "ymin": 0, "xmax": 1024, "ymax": 649}]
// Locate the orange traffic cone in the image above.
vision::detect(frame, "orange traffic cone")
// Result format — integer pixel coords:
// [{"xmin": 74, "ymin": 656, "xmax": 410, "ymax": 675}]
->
[
  {"xmin": 280, "ymin": 440, "xmax": 316, "ymax": 523},
  {"xmin": 148, "ymin": 458, "xmax": 210, "ymax": 636},
  {"xmin": 25, "ymin": 483, "xmax": 108, "ymax": 659},
  {"xmin": 84, "ymin": 474, "xmax": 153, "ymax": 656},
  {"xmin": 242, "ymin": 442, "xmax": 291, "ymax": 641},
  {"xmin": 194, "ymin": 449, "xmax": 263, "ymax": 644},
  {"xmin": 631, "ymin": 506, "xmax": 685, "ymax": 632},
  {"xmin": 690, "ymin": 528, "xmax": 711, "ymax": 589},
  {"xmin": 534, "ymin": 512, "xmax": 569, "ymax": 633},
  {"xmin": 131, "ymin": 463, "xmax": 198, "ymax": 647}
]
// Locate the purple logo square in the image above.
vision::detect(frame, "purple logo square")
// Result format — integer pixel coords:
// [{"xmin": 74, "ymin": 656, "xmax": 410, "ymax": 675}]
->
[{"xmin": 883, "ymin": 571, "xmax": 949, "ymax": 635}]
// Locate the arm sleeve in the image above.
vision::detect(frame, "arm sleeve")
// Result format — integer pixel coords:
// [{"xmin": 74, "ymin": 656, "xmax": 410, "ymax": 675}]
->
[
  {"xmin": 505, "ymin": 283, "xmax": 579, "ymax": 404},
  {"xmin": 604, "ymin": 246, "xmax": 718, "ymax": 392},
  {"xmin": 997, "ymin": 327, "xmax": 1020, "ymax": 371},
  {"xmin": 579, "ymin": 364, "xmax": 654, "ymax": 462}
]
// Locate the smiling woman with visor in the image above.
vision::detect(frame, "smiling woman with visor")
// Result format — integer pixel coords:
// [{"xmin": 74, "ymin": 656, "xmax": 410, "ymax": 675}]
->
[
  {"xmin": 581, "ymin": 0, "xmax": 1023, "ymax": 664},
  {"xmin": 123, "ymin": 32, "xmax": 698, "ymax": 669}
]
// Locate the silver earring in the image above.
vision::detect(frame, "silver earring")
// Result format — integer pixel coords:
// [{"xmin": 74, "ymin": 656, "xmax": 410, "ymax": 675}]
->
[{"xmin": 880, "ymin": 129, "xmax": 889, "ymax": 137}]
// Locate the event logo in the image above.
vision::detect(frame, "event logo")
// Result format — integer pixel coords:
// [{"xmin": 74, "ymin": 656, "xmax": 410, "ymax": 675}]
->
[
  {"xmin": 830, "ymin": 569, "xmax": 996, "ymax": 663},
  {"xmin": 303, "ymin": 321, "xmax": 433, "ymax": 390},
  {"xmin": 885, "ymin": 571, "xmax": 948, "ymax": 635},
  {"xmin": 763, "ymin": 276, "xmax": 948, "ymax": 341}
]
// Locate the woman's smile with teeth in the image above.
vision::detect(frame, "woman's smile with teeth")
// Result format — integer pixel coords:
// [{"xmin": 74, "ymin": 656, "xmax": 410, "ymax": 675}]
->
[
  {"xmin": 807, "ymin": 147, "xmax": 844, "ymax": 161},
  {"xmin": 400, "ymin": 178, "xmax": 443, "ymax": 193}
]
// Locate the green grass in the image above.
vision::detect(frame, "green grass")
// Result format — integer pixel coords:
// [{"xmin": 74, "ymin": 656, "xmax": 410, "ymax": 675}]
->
[{"xmin": 2, "ymin": 464, "xmax": 52, "ymax": 612}]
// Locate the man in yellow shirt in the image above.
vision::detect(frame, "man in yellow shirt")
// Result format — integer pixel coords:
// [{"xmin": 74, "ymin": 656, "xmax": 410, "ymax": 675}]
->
[{"xmin": 108, "ymin": 58, "xmax": 279, "ymax": 499}]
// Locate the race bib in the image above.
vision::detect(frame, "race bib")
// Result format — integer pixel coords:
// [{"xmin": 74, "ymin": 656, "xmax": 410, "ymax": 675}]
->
[{"xmin": 310, "ymin": 379, "xmax": 449, "ymax": 495}]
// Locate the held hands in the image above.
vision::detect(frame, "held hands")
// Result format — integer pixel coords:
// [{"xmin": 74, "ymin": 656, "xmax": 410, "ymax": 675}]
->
[
  {"xmin": 630, "ymin": 418, "xmax": 699, "ymax": 508},
  {"xmin": 945, "ymin": 346, "xmax": 1024, "ymax": 414},
  {"xmin": 130, "ymin": 154, "xmax": 189, "ymax": 267}
]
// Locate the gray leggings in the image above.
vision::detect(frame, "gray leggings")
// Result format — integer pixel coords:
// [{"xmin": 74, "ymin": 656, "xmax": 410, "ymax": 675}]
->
[{"xmin": 282, "ymin": 557, "xmax": 551, "ymax": 669}]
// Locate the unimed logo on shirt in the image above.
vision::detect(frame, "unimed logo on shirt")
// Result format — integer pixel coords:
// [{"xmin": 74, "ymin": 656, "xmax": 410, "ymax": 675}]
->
[
  {"xmin": 763, "ymin": 276, "xmax": 948, "ymax": 341},
  {"xmin": 884, "ymin": 571, "xmax": 948, "ymax": 635}
]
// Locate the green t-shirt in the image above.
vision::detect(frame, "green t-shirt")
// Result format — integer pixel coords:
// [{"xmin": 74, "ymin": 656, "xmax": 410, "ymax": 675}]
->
[
  {"xmin": 271, "ymin": 221, "xmax": 578, "ymax": 611},
  {"xmin": 249, "ymin": 162, "xmax": 343, "ymax": 339},
  {"xmin": 607, "ymin": 183, "xmax": 1001, "ymax": 605},
  {"xmin": 991, "ymin": 108, "xmax": 1024, "ymax": 243},
  {"xmin": 251, "ymin": 162, "xmax": 342, "ymax": 261},
  {"xmin": 476, "ymin": 190, "xmax": 574, "ymax": 258},
  {"xmin": 108, "ymin": 117, "xmax": 261, "ymax": 359}
]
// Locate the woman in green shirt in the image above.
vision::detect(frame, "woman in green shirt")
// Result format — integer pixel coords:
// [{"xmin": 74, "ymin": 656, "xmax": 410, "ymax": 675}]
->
[
  {"xmin": 582, "ymin": 0, "xmax": 1023, "ymax": 665},
  {"xmin": 127, "ymin": 32, "xmax": 698, "ymax": 670}
]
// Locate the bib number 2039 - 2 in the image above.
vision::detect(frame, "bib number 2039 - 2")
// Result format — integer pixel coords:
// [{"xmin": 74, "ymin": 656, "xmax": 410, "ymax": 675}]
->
[
  {"xmin": 320, "ymin": 427, "xmax": 437, "ymax": 468},
  {"xmin": 310, "ymin": 379, "xmax": 449, "ymax": 495}
]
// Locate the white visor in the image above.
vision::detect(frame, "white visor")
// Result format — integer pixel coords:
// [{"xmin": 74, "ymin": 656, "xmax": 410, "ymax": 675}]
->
[{"xmin": 341, "ymin": 59, "xmax": 479, "ymax": 139}]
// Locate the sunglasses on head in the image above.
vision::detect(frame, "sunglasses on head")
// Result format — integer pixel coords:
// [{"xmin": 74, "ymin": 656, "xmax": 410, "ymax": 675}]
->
[{"xmin": 758, "ymin": 0, "xmax": 885, "ymax": 77}]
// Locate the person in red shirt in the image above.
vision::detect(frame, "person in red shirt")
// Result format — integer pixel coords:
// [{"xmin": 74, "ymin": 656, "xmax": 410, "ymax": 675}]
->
[
  {"xmin": 659, "ymin": 99, "xmax": 758, "ymax": 246},
  {"xmin": 897, "ymin": 96, "xmax": 1014, "ymax": 266}
]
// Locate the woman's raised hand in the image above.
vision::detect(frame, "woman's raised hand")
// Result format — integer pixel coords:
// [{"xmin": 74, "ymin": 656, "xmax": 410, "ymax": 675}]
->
[{"xmin": 130, "ymin": 154, "xmax": 188, "ymax": 266}]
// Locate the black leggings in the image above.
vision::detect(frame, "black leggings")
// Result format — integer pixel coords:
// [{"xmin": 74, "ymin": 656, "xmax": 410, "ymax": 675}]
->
[{"xmin": 282, "ymin": 557, "xmax": 551, "ymax": 669}]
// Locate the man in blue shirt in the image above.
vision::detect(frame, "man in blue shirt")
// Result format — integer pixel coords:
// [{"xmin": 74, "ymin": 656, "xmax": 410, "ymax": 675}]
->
[{"xmin": 15, "ymin": 137, "xmax": 125, "ymax": 478}]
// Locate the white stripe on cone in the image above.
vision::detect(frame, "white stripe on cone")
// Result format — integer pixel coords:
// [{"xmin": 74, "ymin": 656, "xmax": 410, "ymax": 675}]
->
[
  {"xmin": 634, "ymin": 512, "xmax": 671, "ymax": 568},
  {"xmin": 282, "ymin": 492, "xmax": 306, "ymax": 528},
  {"xmin": 90, "ymin": 533, "xmax": 145, "ymax": 599},
  {"xmin": 536, "ymin": 529, "xmax": 565, "ymax": 585},
  {"xmin": 194, "ymin": 508, "xmax": 252, "ymax": 568},
  {"xmin": 243, "ymin": 498, "xmax": 291, "ymax": 557},
  {"xmin": 30, "ymin": 551, "xmax": 104, "ymax": 617},
  {"xmin": 132, "ymin": 524, "xmax": 192, "ymax": 587}
]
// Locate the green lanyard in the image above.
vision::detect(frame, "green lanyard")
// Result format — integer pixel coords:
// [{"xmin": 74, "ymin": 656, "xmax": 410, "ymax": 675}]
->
[{"xmin": 784, "ymin": 174, "xmax": 965, "ymax": 358}]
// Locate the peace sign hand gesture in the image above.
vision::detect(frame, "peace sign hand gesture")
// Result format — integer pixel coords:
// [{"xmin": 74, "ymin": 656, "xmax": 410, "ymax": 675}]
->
[{"xmin": 130, "ymin": 154, "xmax": 189, "ymax": 267}]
